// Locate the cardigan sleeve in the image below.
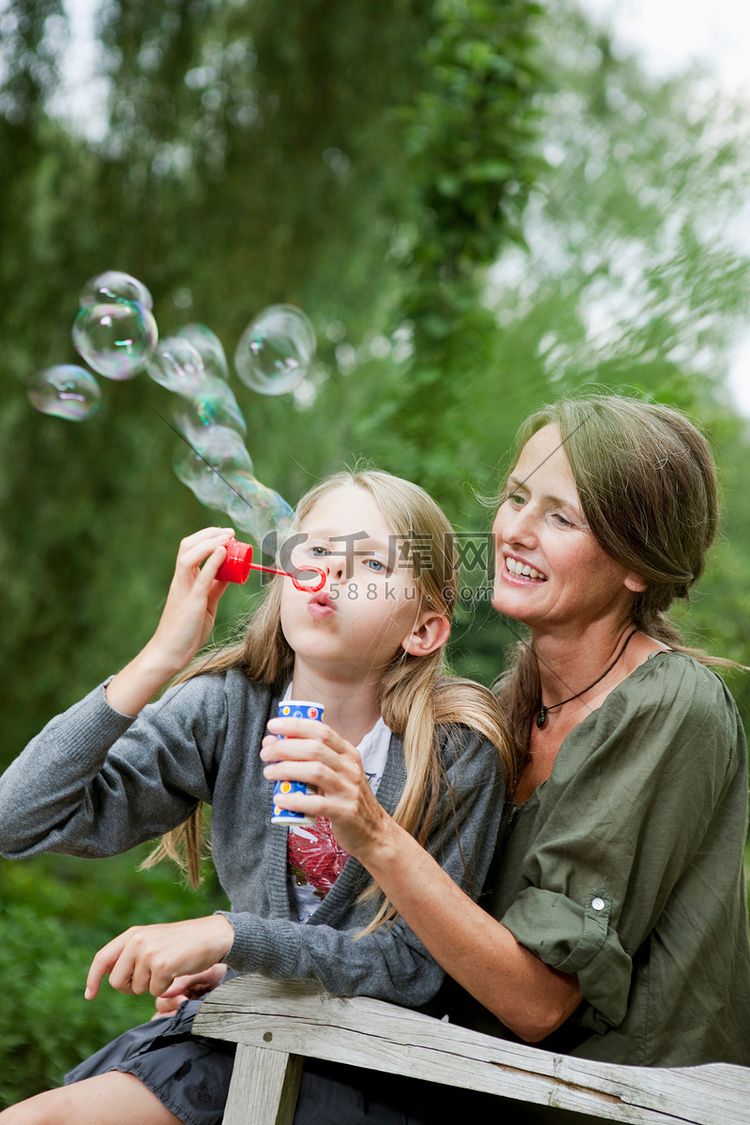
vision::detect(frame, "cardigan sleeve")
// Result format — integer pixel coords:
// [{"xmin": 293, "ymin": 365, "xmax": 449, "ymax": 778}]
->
[
  {"xmin": 0, "ymin": 678, "xmax": 227, "ymax": 859},
  {"xmin": 499, "ymin": 654, "xmax": 745, "ymax": 1030},
  {"xmin": 220, "ymin": 726, "xmax": 507, "ymax": 1006}
]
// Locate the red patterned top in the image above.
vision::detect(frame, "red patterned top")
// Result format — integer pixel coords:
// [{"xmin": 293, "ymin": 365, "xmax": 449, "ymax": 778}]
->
[{"xmin": 288, "ymin": 817, "xmax": 349, "ymax": 898}]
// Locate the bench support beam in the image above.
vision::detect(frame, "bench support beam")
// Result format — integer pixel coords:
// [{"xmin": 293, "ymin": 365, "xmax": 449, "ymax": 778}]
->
[{"xmin": 223, "ymin": 1044, "xmax": 303, "ymax": 1125}]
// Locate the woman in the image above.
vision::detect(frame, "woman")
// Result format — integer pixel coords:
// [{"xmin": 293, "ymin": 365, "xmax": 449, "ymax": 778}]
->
[{"xmin": 265, "ymin": 393, "xmax": 750, "ymax": 1120}]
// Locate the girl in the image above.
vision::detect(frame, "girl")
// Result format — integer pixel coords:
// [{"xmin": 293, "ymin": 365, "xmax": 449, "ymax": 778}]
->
[{"xmin": 0, "ymin": 468, "xmax": 511, "ymax": 1125}]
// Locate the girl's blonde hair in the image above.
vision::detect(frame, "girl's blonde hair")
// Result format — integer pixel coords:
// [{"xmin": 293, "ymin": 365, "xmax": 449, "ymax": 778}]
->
[
  {"xmin": 144, "ymin": 469, "xmax": 514, "ymax": 931},
  {"xmin": 497, "ymin": 393, "xmax": 737, "ymax": 762}
]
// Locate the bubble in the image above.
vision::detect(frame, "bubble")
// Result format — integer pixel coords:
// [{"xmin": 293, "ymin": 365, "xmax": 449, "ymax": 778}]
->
[
  {"xmin": 173, "ymin": 448, "xmax": 242, "ymax": 511},
  {"xmin": 234, "ymin": 304, "xmax": 316, "ymax": 395},
  {"xmin": 79, "ymin": 271, "xmax": 153, "ymax": 311},
  {"xmin": 173, "ymin": 421, "xmax": 256, "ymax": 512},
  {"xmin": 223, "ymin": 470, "xmax": 295, "ymax": 544},
  {"xmin": 173, "ymin": 419, "xmax": 254, "ymax": 481},
  {"xmin": 172, "ymin": 375, "xmax": 247, "ymax": 434},
  {"xmin": 176, "ymin": 323, "xmax": 229, "ymax": 381},
  {"xmin": 72, "ymin": 301, "xmax": 158, "ymax": 380},
  {"xmin": 27, "ymin": 365, "xmax": 101, "ymax": 421},
  {"xmin": 147, "ymin": 337, "xmax": 206, "ymax": 395},
  {"xmin": 172, "ymin": 454, "xmax": 237, "ymax": 513}
]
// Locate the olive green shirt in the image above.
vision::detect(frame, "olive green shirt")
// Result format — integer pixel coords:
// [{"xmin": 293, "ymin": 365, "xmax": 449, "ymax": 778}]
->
[{"xmin": 446, "ymin": 653, "xmax": 750, "ymax": 1066}]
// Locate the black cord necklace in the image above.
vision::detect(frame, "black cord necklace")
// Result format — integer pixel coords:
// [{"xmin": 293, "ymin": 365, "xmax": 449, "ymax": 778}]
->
[{"xmin": 535, "ymin": 628, "xmax": 638, "ymax": 729}]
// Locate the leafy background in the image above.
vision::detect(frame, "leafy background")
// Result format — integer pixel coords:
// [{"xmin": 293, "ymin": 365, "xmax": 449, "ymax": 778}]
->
[{"xmin": 1, "ymin": 0, "xmax": 749, "ymax": 1101}]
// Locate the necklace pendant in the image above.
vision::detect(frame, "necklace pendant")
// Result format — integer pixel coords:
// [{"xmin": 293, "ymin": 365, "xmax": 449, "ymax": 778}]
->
[{"xmin": 536, "ymin": 708, "xmax": 547, "ymax": 729}]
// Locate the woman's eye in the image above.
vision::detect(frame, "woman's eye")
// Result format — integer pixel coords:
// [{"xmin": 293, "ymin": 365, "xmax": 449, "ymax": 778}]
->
[
  {"xmin": 507, "ymin": 492, "xmax": 525, "ymax": 507},
  {"xmin": 551, "ymin": 513, "xmax": 573, "ymax": 528}
]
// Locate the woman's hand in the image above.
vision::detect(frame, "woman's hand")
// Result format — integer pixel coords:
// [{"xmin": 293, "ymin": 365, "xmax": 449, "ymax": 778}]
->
[
  {"xmin": 261, "ymin": 718, "xmax": 390, "ymax": 858},
  {"xmin": 105, "ymin": 527, "xmax": 234, "ymax": 716},
  {"xmin": 151, "ymin": 963, "xmax": 229, "ymax": 1019},
  {"xmin": 85, "ymin": 915, "xmax": 234, "ymax": 1000}
]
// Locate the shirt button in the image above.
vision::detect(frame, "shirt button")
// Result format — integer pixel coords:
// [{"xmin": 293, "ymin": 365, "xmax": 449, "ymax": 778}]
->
[{"xmin": 591, "ymin": 897, "xmax": 605, "ymax": 911}]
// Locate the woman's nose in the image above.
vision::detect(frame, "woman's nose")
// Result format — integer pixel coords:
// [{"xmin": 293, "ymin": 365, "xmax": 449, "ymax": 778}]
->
[{"xmin": 497, "ymin": 502, "xmax": 537, "ymax": 548}]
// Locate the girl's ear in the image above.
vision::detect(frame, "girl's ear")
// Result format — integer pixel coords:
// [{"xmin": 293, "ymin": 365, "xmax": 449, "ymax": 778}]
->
[
  {"xmin": 624, "ymin": 572, "xmax": 648, "ymax": 593},
  {"xmin": 401, "ymin": 613, "xmax": 450, "ymax": 657}
]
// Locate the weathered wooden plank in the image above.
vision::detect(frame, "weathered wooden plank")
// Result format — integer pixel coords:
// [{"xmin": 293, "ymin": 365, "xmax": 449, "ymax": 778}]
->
[
  {"xmin": 221, "ymin": 1043, "xmax": 303, "ymax": 1125},
  {"xmin": 193, "ymin": 976, "xmax": 750, "ymax": 1125}
]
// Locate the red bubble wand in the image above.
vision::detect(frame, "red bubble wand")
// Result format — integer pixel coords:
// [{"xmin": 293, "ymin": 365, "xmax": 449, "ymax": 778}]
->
[{"xmin": 217, "ymin": 538, "xmax": 325, "ymax": 592}]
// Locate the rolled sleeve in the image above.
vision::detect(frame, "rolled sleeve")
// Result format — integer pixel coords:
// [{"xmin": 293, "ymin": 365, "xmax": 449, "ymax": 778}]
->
[{"xmin": 503, "ymin": 886, "xmax": 632, "ymax": 1028}]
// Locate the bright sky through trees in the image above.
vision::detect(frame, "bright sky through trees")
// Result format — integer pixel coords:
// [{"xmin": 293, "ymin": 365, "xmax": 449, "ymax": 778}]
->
[{"xmin": 579, "ymin": 0, "xmax": 750, "ymax": 412}]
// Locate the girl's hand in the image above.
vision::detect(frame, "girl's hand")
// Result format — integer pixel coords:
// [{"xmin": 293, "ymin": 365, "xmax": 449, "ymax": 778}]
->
[
  {"xmin": 147, "ymin": 527, "xmax": 235, "ymax": 674},
  {"xmin": 261, "ymin": 718, "xmax": 390, "ymax": 858},
  {"xmin": 104, "ymin": 527, "xmax": 234, "ymax": 716},
  {"xmin": 151, "ymin": 963, "xmax": 229, "ymax": 1019},
  {"xmin": 85, "ymin": 915, "xmax": 234, "ymax": 1000}
]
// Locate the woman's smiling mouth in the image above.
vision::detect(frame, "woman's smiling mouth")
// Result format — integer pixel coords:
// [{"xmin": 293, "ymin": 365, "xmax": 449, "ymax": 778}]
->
[{"xmin": 504, "ymin": 555, "xmax": 547, "ymax": 581}]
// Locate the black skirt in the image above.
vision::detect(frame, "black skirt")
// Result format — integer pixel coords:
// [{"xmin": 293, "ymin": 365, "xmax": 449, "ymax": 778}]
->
[{"xmin": 64, "ymin": 999, "xmax": 236, "ymax": 1125}]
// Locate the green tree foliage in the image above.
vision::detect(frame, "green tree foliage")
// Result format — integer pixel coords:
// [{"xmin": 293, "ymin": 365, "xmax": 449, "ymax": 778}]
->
[{"xmin": 349, "ymin": 0, "xmax": 543, "ymax": 501}]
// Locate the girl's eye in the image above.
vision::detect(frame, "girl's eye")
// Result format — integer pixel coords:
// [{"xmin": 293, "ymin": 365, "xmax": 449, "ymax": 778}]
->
[
  {"xmin": 364, "ymin": 558, "xmax": 386, "ymax": 573},
  {"xmin": 310, "ymin": 545, "xmax": 330, "ymax": 557}
]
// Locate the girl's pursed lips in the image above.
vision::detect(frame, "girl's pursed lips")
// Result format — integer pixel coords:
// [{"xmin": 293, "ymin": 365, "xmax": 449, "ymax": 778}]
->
[
  {"xmin": 307, "ymin": 590, "xmax": 336, "ymax": 618},
  {"xmin": 310, "ymin": 589, "xmax": 335, "ymax": 607}
]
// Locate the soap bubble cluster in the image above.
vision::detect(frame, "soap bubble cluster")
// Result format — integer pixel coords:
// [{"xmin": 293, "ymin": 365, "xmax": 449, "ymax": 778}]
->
[{"xmin": 28, "ymin": 269, "xmax": 317, "ymax": 550}]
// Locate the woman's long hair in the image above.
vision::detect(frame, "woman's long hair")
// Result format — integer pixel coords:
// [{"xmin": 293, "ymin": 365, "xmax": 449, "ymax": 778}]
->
[
  {"xmin": 496, "ymin": 393, "xmax": 735, "ymax": 762},
  {"xmin": 143, "ymin": 469, "xmax": 514, "ymax": 932}
]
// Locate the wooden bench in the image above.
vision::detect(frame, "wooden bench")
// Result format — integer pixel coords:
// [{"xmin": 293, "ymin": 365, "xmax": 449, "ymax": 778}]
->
[{"xmin": 192, "ymin": 974, "xmax": 750, "ymax": 1124}]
